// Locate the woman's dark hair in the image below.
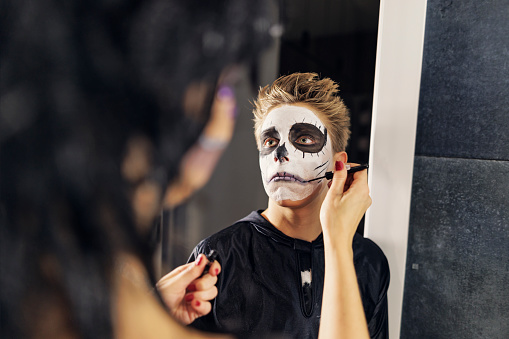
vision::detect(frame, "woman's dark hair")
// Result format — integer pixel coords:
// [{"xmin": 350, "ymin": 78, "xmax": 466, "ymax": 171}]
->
[{"xmin": 0, "ymin": 0, "xmax": 273, "ymax": 337}]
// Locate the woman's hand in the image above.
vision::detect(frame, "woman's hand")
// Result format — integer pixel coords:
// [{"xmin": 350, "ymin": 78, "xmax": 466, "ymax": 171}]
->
[
  {"xmin": 320, "ymin": 161, "xmax": 372, "ymax": 249},
  {"xmin": 164, "ymin": 84, "xmax": 237, "ymax": 208},
  {"xmin": 318, "ymin": 160, "xmax": 371, "ymax": 339},
  {"xmin": 156, "ymin": 254, "xmax": 221, "ymax": 325}
]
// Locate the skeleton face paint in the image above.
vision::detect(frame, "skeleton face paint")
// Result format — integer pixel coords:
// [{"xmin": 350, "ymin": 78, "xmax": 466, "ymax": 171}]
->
[{"xmin": 259, "ymin": 105, "xmax": 334, "ymax": 202}]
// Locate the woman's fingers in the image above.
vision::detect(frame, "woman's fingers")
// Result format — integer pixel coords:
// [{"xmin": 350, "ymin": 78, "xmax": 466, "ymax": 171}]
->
[
  {"xmin": 321, "ymin": 160, "xmax": 371, "ymax": 247},
  {"xmin": 183, "ymin": 272, "xmax": 219, "ymax": 317},
  {"xmin": 185, "ymin": 285, "xmax": 218, "ymax": 304},
  {"xmin": 328, "ymin": 160, "xmax": 348, "ymax": 196},
  {"xmin": 343, "ymin": 170, "xmax": 371, "ymax": 208},
  {"xmin": 328, "ymin": 161, "xmax": 363, "ymax": 192},
  {"xmin": 182, "ymin": 286, "xmax": 217, "ymax": 319},
  {"xmin": 345, "ymin": 168, "xmax": 367, "ymax": 191},
  {"xmin": 207, "ymin": 260, "xmax": 222, "ymax": 277},
  {"xmin": 159, "ymin": 262, "xmax": 194, "ymax": 282},
  {"xmin": 188, "ymin": 299, "xmax": 213, "ymax": 317},
  {"xmin": 187, "ymin": 270, "xmax": 218, "ymax": 292},
  {"xmin": 157, "ymin": 254, "xmax": 208, "ymax": 291}
]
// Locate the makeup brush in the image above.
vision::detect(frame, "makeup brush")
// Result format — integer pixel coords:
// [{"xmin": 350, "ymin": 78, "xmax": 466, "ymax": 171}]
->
[{"xmin": 306, "ymin": 164, "xmax": 369, "ymax": 182}]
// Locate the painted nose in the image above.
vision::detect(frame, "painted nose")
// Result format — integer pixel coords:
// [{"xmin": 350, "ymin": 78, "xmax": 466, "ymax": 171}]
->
[{"xmin": 274, "ymin": 142, "xmax": 289, "ymax": 163}]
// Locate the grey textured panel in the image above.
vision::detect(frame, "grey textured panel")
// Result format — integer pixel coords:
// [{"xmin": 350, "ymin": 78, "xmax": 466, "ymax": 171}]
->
[
  {"xmin": 415, "ymin": 0, "xmax": 509, "ymax": 160},
  {"xmin": 401, "ymin": 156, "xmax": 509, "ymax": 339}
]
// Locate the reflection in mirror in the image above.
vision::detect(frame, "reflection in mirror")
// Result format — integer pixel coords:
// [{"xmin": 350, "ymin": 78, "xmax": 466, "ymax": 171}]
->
[
  {"xmin": 158, "ymin": 1, "xmax": 383, "ymax": 338},
  {"xmin": 160, "ymin": 0, "xmax": 381, "ymax": 273}
]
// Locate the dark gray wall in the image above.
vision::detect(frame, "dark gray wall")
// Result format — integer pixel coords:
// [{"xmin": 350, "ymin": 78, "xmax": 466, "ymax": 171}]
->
[{"xmin": 401, "ymin": 1, "xmax": 509, "ymax": 338}]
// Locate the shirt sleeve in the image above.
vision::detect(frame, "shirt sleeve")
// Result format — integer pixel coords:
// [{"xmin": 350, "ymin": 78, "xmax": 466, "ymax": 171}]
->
[
  {"xmin": 187, "ymin": 239, "xmax": 209, "ymax": 263},
  {"xmin": 187, "ymin": 240, "xmax": 220, "ymax": 332},
  {"xmin": 367, "ymin": 259, "xmax": 390, "ymax": 339}
]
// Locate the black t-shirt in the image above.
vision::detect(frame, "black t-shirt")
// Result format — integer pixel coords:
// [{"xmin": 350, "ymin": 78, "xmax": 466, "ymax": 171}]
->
[{"xmin": 189, "ymin": 210, "xmax": 390, "ymax": 339}]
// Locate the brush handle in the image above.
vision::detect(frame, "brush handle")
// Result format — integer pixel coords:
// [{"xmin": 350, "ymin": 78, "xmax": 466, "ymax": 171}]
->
[
  {"xmin": 306, "ymin": 164, "xmax": 369, "ymax": 182},
  {"xmin": 347, "ymin": 164, "xmax": 369, "ymax": 173}
]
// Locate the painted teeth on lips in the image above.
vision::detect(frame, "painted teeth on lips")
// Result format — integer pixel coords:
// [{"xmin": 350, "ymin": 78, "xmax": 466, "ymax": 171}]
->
[{"xmin": 270, "ymin": 172, "xmax": 305, "ymax": 183}]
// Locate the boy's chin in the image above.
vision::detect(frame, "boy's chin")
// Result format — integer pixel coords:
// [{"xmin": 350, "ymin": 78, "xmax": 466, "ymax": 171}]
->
[{"xmin": 267, "ymin": 185, "xmax": 325, "ymax": 208}]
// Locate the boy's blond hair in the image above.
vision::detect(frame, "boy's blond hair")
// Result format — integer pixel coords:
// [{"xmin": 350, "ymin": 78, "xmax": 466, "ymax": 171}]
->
[{"xmin": 253, "ymin": 72, "xmax": 350, "ymax": 153}]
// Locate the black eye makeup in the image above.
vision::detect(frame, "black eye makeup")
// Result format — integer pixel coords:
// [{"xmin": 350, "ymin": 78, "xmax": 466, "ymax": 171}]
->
[
  {"xmin": 260, "ymin": 127, "xmax": 280, "ymax": 156},
  {"xmin": 289, "ymin": 123, "xmax": 327, "ymax": 154}
]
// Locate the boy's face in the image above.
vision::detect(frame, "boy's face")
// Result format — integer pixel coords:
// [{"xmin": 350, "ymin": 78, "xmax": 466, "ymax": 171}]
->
[{"xmin": 259, "ymin": 104, "xmax": 334, "ymax": 202}]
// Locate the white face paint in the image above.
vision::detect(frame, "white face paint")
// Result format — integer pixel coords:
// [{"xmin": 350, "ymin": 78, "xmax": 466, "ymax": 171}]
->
[{"xmin": 259, "ymin": 105, "xmax": 334, "ymax": 202}]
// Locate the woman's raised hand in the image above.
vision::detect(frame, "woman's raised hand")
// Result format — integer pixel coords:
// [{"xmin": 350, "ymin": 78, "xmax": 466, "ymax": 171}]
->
[
  {"xmin": 156, "ymin": 254, "xmax": 221, "ymax": 325},
  {"xmin": 320, "ymin": 160, "xmax": 372, "ymax": 249}
]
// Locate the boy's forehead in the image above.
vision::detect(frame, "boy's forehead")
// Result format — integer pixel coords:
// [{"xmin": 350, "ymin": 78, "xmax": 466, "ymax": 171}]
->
[{"xmin": 261, "ymin": 104, "xmax": 324, "ymax": 131}]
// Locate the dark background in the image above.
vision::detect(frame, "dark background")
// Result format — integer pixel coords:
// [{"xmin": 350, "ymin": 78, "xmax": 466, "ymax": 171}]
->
[{"xmin": 279, "ymin": 0, "xmax": 380, "ymax": 166}]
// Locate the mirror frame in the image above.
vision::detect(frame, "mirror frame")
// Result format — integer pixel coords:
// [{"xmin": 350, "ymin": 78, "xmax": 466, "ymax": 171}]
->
[{"xmin": 365, "ymin": 0, "xmax": 428, "ymax": 337}]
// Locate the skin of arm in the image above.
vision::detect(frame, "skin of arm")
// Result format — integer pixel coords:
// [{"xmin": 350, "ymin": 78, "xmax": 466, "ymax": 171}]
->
[
  {"xmin": 164, "ymin": 83, "xmax": 237, "ymax": 208},
  {"xmin": 318, "ymin": 159, "xmax": 372, "ymax": 339}
]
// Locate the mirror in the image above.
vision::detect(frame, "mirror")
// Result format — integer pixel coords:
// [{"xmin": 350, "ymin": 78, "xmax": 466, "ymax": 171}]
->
[{"xmin": 160, "ymin": 0, "xmax": 381, "ymax": 271}]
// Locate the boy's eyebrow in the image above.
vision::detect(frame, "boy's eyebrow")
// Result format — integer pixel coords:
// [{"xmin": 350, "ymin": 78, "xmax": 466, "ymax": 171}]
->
[{"xmin": 260, "ymin": 126, "xmax": 280, "ymax": 139}]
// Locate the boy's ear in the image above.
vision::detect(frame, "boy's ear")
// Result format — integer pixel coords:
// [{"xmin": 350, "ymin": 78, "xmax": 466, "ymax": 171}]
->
[{"xmin": 333, "ymin": 151, "xmax": 348, "ymax": 164}]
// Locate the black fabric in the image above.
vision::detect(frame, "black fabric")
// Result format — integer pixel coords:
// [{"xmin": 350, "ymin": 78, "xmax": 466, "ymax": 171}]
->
[{"xmin": 188, "ymin": 210, "xmax": 390, "ymax": 339}]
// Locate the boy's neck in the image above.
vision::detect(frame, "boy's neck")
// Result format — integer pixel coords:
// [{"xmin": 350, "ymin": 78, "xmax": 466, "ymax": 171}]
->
[{"xmin": 261, "ymin": 190, "xmax": 326, "ymax": 242}]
